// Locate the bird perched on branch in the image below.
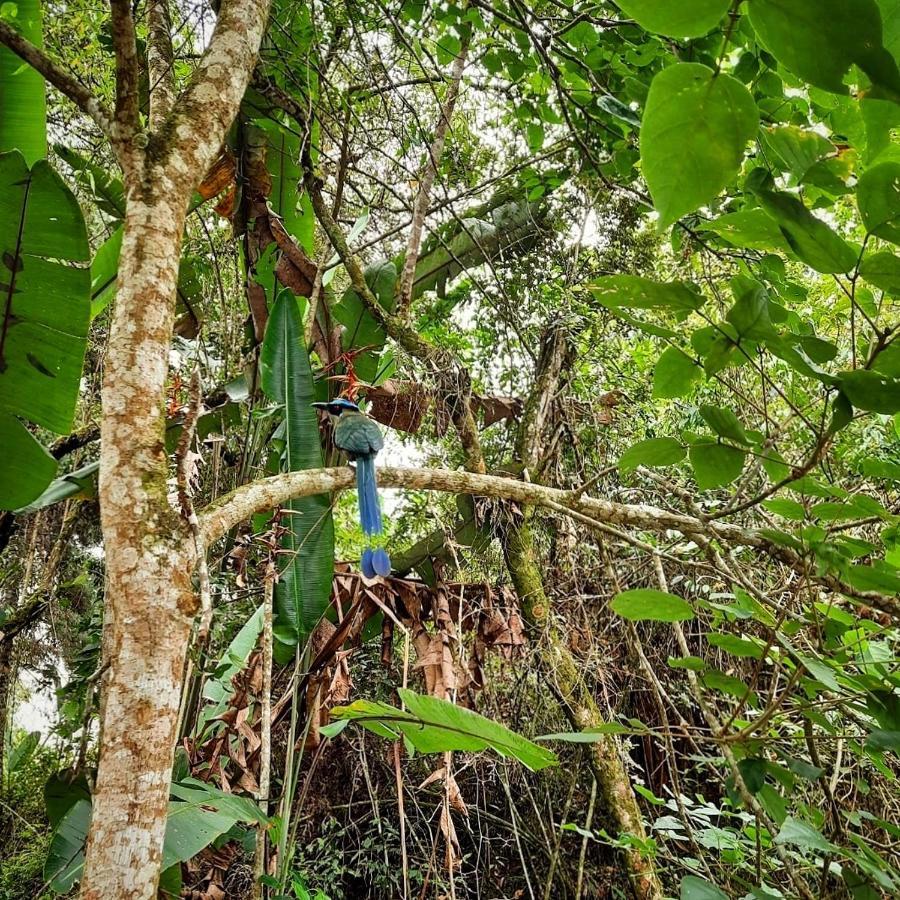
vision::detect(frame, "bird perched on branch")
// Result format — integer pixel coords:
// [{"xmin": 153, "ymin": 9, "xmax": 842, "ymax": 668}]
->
[{"xmin": 313, "ymin": 397, "xmax": 391, "ymax": 577}]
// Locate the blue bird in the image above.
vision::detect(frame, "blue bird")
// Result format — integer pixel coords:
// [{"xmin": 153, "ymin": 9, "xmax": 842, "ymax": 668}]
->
[{"xmin": 312, "ymin": 398, "xmax": 391, "ymax": 577}]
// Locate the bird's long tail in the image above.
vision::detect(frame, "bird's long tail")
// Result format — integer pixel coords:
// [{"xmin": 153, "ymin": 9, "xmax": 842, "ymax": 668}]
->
[
  {"xmin": 357, "ymin": 456, "xmax": 391, "ymax": 577},
  {"xmin": 356, "ymin": 455, "xmax": 383, "ymax": 536}
]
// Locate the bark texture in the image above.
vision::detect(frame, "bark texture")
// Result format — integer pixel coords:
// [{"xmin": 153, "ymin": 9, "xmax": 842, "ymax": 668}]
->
[{"xmin": 82, "ymin": 1, "xmax": 271, "ymax": 897}]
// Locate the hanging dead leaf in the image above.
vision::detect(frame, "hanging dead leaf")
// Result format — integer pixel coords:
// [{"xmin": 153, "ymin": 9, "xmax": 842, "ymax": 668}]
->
[
  {"xmin": 198, "ymin": 150, "xmax": 237, "ymax": 202},
  {"xmin": 472, "ymin": 394, "xmax": 523, "ymax": 428},
  {"xmin": 367, "ymin": 380, "xmax": 431, "ymax": 434}
]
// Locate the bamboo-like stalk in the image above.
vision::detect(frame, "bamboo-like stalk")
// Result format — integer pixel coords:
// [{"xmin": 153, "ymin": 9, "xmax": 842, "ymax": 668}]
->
[{"xmin": 252, "ymin": 568, "xmax": 275, "ymax": 900}]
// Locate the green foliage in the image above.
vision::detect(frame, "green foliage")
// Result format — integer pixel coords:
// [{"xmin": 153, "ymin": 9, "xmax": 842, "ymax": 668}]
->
[
  {"xmin": 260, "ymin": 291, "xmax": 335, "ymax": 656},
  {"xmin": 652, "ymin": 347, "xmax": 701, "ymax": 398},
  {"xmin": 615, "ymin": 0, "xmax": 730, "ymax": 38},
  {"xmin": 0, "ymin": 150, "xmax": 90, "ymax": 510},
  {"xmin": 328, "ymin": 688, "xmax": 558, "ymax": 771},
  {"xmin": 619, "ymin": 437, "xmax": 686, "ymax": 471},
  {"xmin": 42, "ymin": 778, "xmax": 266, "ymax": 894},
  {"xmin": 0, "ymin": 0, "xmax": 46, "ymax": 164},
  {"xmin": 748, "ymin": 0, "xmax": 900, "ymax": 100},
  {"xmin": 610, "ymin": 588, "xmax": 695, "ymax": 622},
  {"xmin": 640, "ymin": 63, "xmax": 757, "ymax": 228},
  {"xmin": 857, "ymin": 160, "xmax": 900, "ymax": 242}
]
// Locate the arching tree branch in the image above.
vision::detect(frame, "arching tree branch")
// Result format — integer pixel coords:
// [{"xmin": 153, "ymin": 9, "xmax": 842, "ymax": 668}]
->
[{"xmin": 198, "ymin": 465, "xmax": 900, "ymax": 620}]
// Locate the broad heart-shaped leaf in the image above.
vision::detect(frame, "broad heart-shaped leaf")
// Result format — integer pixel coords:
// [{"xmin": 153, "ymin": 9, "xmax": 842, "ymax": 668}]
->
[
  {"xmin": 331, "ymin": 689, "xmax": 558, "ymax": 772},
  {"xmin": 840, "ymin": 370, "xmax": 900, "ymax": 413},
  {"xmin": 619, "ymin": 437, "xmax": 686, "ymax": 472},
  {"xmin": 689, "ymin": 440, "xmax": 746, "ymax": 489},
  {"xmin": 0, "ymin": 151, "xmax": 90, "ymax": 510},
  {"xmin": 653, "ymin": 347, "xmax": 701, "ymax": 398},
  {"xmin": 611, "ymin": 588, "xmax": 694, "ymax": 622},
  {"xmin": 615, "ymin": 0, "xmax": 730, "ymax": 37},
  {"xmin": 260, "ymin": 292, "xmax": 334, "ymax": 654},
  {"xmin": 859, "ymin": 250, "xmax": 900, "ymax": 293},
  {"xmin": 749, "ymin": 0, "xmax": 900, "ymax": 101},
  {"xmin": 699, "ymin": 405, "xmax": 751, "ymax": 445},
  {"xmin": 0, "ymin": 0, "xmax": 47, "ymax": 165},
  {"xmin": 761, "ymin": 125, "xmax": 834, "ymax": 180},
  {"xmin": 680, "ymin": 875, "xmax": 729, "ymax": 900},
  {"xmin": 754, "ymin": 189, "xmax": 860, "ymax": 273},
  {"xmin": 588, "ymin": 275, "xmax": 706, "ymax": 312},
  {"xmin": 857, "ymin": 161, "xmax": 900, "ymax": 243},
  {"xmin": 640, "ymin": 63, "xmax": 757, "ymax": 229}
]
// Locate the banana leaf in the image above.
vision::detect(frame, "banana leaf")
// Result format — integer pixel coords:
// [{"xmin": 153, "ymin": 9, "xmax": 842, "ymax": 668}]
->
[
  {"xmin": 89, "ymin": 225, "xmax": 206, "ymax": 322},
  {"xmin": 260, "ymin": 290, "xmax": 334, "ymax": 660},
  {"xmin": 0, "ymin": 0, "xmax": 47, "ymax": 165},
  {"xmin": 332, "ymin": 184, "xmax": 549, "ymax": 385},
  {"xmin": 54, "ymin": 144, "xmax": 126, "ymax": 219},
  {"xmin": 0, "ymin": 150, "xmax": 90, "ymax": 509}
]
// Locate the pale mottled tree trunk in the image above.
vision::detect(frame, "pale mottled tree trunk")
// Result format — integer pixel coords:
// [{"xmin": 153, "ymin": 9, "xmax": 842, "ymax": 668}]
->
[{"xmin": 81, "ymin": 1, "xmax": 272, "ymax": 896}]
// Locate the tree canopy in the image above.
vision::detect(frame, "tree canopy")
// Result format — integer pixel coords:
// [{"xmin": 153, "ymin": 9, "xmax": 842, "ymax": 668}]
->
[{"xmin": 0, "ymin": 0, "xmax": 899, "ymax": 898}]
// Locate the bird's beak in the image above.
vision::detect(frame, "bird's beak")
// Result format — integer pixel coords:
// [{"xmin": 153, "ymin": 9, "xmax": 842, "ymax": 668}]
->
[{"xmin": 311, "ymin": 402, "xmax": 330, "ymax": 410}]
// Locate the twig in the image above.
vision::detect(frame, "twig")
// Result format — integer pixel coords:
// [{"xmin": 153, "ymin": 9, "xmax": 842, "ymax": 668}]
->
[
  {"xmin": 395, "ymin": 37, "xmax": 470, "ymax": 319},
  {"xmin": 252, "ymin": 568, "xmax": 275, "ymax": 900}
]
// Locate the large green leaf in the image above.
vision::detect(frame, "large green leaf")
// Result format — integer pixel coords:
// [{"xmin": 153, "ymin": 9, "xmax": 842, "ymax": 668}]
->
[
  {"xmin": 43, "ymin": 780, "xmax": 266, "ymax": 894},
  {"xmin": 163, "ymin": 781, "xmax": 266, "ymax": 870},
  {"xmin": 0, "ymin": 151, "xmax": 90, "ymax": 509},
  {"xmin": 840, "ymin": 370, "xmax": 900, "ymax": 414},
  {"xmin": 260, "ymin": 291, "xmax": 334, "ymax": 653},
  {"xmin": 857, "ymin": 161, "xmax": 900, "ymax": 243},
  {"xmin": 754, "ymin": 188, "xmax": 859, "ymax": 273},
  {"xmin": 588, "ymin": 275, "xmax": 706, "ymax": 312},
  {"xmin": 333, "ymin": 258, "xmax": 398, "ymax": 384},
  {"xmin": 699, "ymin": 405, "xmax": 751, "ymax": 445},
  {"xmin": 859, "ymin": 250, "xmax": 900, "ymax": 293},
  {"xmin": 762, "ymin": 126, "xmax": 834, "ymax": 180},
  {"xmin": 615, "ymin": 0, "xmax": 730, "ymax": 37},
  {"xmin": 329, "ymin": 688, "xmax": 558, "ymax": 771},
  {"xmin": 689, "ymin": 440, "xmax": 746, "ymax": 488},
  {"xmin": 0, "ymin": 0, "xmax": 47, "ymax": 165},
  {"xmin": 89, "ymin": 226, "xmax": 205, "ymax": 323},
  {"xmin": 54, "ymin": 144, "xmax": 125, "ymax": 219},
  {"xmin": 749, "ymin": 0, "xmax": 900, "ymax": 101},
  {"xmin": 44, "ymin": 798, "xmax": 91, "ymax": 893},
  {"xmin": 653, "ymin": 347, "xmax": 701, "ymax": 398},
  {"xmin": 619, "ymin": 437, "xmax": 686, "ymax": 472},
  {"xmin": 697, "ymin": 209, "xmax": 795, "ymax": 253},
  {"xmin": 640, "ymin": 63, "xmax": 757, "ymax": 229},
  {"xmin": 202, "ymin": 604, "xmax": 265, "ymax": 704},
  {"xmin": 681, "ymin": 876, "xmax": 729, "ymax": 900},
  {"xmin": 611, "ymin": 588, "xmax": 695, "ymax": 622}
]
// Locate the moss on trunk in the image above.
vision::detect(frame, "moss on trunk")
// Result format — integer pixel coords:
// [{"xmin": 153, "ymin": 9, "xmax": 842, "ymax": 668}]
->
[{"xmin": 501, "ymin": 513, "xmax": 663, "ymax": 900}]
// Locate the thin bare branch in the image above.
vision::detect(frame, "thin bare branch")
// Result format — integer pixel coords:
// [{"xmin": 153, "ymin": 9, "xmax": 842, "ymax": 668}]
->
[{"xmin": 395, "ymin": 37, "xmax": 469, "ymax": 320}]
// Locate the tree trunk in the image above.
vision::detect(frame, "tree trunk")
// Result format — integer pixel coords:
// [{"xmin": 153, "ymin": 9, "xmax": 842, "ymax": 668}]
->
[
  {"xmin": 502, "ymin": 516, "xmax": 663, "ymax": 900},
  {"xmin": 75, "ymin": 1, "xmax": 271, "ymax": 893},
  {"xmin": 82, "ymin": 198, "xmax": 198, "ymax": 900}
]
